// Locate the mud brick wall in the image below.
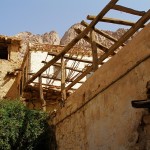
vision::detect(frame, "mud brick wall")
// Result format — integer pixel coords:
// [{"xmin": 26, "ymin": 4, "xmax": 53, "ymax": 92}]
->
[{"xmin": 54, "ymin": 24, "xmax": 150, "ymax": 150}]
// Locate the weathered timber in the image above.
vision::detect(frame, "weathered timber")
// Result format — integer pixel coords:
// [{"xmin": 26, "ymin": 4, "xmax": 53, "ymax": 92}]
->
[
  {"xmin": 74, "ymin": 28, "xmax": 109, "ymax": 53},
  {"xmin": 32, "ymin": 82, "xmax": 76, "ymax": 91},
  {"xmin": 75, "ymin": 28, "xmax": 116, "ymax": 56},
  {"xmin": 65, "ymin": 9, "xmax": 150, "ymax": 91},
  {"xmin": 39, "ymin": 75, "xmax": 46, "ymax": 111},
  {"xmin": 48, "ymin": 52, "xmax": 93, "ymax": 63},
  {"xmin": 90, "ymin": 30, "xmax": 98, "ymax": 71},
  {"xmin": 54, "ymin": 63, "xmax": 84, "ymax": 73},
  {"xmin": 112, "ymin": 5, "xmax": 146, "ymax": 16},
  {"xmin": 66, "ymin": 66, "xmax": 93, "ymax": 91},
  {"xmin": 25, "ymin": 0, "xmax": 118, "ymax": 85},
  {"xmin": 29, "ymin": 73, "xmax": 84, "ymax": 83},
  {"xmin": 87, "ymin": 16, "xmax": 145, "ymax": 27},
  {"xmin": 97, "ymin": 9, "xmax": 150, "ymax": 64},
  {"xmin": 41, "ymin": 61, "xmax": 85, "ymax": 73},
  {"xmin": 61, "ymin": 56, "xmax": 67, "ymax": 102},
  {"xmin": 81, "ymin": 20, "xmax": 126, "ymax": 46}
]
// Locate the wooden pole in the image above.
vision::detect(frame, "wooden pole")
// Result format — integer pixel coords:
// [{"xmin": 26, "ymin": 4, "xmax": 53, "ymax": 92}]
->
[
  {"xmin": 87, "ymin": 16, "xmax": 146, "ymax": 27},
  {"xmin": 90, "ymin": 30, "xmax": 98, "ymax": 71},
  {"xmin": 61, "ymin": 57, "xmax": 66, "ymax": 107},
  {"xmin": 81, "ymin": 20, "xmax": 125, "ymax": 46},
  {"xmin": 112, "ymin": 5, "xmax": 146, "ymax": 16},
  {"xmin": 48, "ymin": 52, "xmax": 93, "ymax": 63},
  {"xmin": 39, "ymin": 75, "xmax": 46, "ymax": 111},
  {"xmin": 74, "ymin": 28, "xmax": 109, "ymax": 52}
]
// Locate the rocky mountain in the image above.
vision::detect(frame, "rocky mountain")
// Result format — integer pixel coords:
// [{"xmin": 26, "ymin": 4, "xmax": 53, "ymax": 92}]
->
[
  {"xmin": 14, "ymin": 23, "xmax": 127, "ymax": 50},
  {"xmin": 15, "ymin": 31, "xmax": 60, "ymax": 45},
  {"xmin": 60, "ymin": 23, "xmax": 127, "ymax": 49}
]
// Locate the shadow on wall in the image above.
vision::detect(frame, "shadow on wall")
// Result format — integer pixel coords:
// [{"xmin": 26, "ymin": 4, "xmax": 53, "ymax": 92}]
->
[{"xmin": 3, "ymin": 75, "xmax": 20, "ymax": 99}]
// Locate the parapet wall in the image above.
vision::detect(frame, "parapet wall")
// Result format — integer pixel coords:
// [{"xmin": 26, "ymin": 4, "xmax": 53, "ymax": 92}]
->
[{"xmin": 54, "ymin": 24, "xmax": 150, "ymax": 150}]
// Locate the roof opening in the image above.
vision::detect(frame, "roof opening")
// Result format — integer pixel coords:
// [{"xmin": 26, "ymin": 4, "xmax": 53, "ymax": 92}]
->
[{"xmin": 0, "ymin": 45, "xmax": 8, "ymax": 60}]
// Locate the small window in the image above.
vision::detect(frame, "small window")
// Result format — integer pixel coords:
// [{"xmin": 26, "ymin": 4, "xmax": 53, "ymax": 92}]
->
[{"xmin": 0, "ymin": 45, "xmax": 8, "ymax": 60}]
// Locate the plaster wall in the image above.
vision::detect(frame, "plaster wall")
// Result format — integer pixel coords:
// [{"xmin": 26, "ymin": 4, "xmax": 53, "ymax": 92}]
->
[
  {"xmin": 29, "ymin": 50, "xmax": 92, "ymax": 89},
  {"xmin": 0, "ymin": 44, "xmax": 21, "ymax": 99},
  {"xmin": 54, "ymin": 24, "xmax": 150, "ymax": 150}
]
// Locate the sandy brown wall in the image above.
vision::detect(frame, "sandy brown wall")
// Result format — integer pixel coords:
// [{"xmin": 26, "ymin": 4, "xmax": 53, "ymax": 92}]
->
[
  {"xmin": 0, "ymin": 44, "xmax": 21, "ymax": 99},
  {"xmin": 54, "ymin": 24, "xmax": 150, "ymax": 150}
]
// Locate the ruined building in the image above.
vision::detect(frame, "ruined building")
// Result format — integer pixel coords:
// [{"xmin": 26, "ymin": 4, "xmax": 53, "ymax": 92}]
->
[{"xmin": 0, "ymin": 0, "xmax": 150, "ymax": 149}]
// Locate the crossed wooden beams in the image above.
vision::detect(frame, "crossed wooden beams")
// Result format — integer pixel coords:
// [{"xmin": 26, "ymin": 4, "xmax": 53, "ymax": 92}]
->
[{"xmin": 25, "ymin": 0, "xmax": 150, "ymax": 104}]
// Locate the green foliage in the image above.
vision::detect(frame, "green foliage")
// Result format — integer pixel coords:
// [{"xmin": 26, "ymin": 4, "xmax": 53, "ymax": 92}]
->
[{"xmin": 0, "ymin": 100, "xmax": 56, "ymax": 150}]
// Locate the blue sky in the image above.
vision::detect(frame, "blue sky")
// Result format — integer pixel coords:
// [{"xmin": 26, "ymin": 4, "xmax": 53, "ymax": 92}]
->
[{"xmin": 0, "ymin": 0, "xmax": 150, "ymax": 37}]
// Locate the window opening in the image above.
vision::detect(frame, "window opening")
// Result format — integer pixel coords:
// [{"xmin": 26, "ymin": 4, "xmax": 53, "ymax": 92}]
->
[{"xmin": 0, "ymin": 45, "xmax": 8, "ymax": 60}]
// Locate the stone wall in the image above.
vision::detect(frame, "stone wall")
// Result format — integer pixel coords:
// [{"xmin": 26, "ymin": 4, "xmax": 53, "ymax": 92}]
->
[{"xmin": 54, "ymin": 24, "xmax": 150, "ymax": 150}]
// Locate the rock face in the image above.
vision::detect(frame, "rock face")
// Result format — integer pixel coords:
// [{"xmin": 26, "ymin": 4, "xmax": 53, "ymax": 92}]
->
[
  {"xmin": 15, "ymin": 31, "xmax": 60, "ymax": 45},
  {"xmin": 60, "ymin": 23, "xmax": 127, "ymax": 48},
  {"xmin": 15, "ymin": 23, "xmax": 127, "ymax": 48}
]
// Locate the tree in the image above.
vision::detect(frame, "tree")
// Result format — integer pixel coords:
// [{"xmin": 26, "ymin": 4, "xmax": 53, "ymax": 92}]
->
[{"xmin": 0, "ymin": 100, "xmax": 57, "ymax": 150}]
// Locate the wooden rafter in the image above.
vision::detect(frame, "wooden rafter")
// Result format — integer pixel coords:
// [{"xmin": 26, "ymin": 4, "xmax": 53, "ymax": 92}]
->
[
  {"xmin": 25, "ymin": 0, "xmax": 119, "ymax": 86},
  {"xmin": 65, "ymin": 9, "xmax": 150, "ymax": 91},
  {"xmin": 48, "ymin": 52, "xmax": 93, "ymax": 63},
  {"xmin": 28, "ymin": 73, "xmax": 84, "ymax": 84},
  {"xmin": 74, "ymin": 28, "xmax": 109, "ymax": 52},
  {"xmin": 74, "ymin": 28, "xmax": 116, "ymax": 56},
  {"xmin": 41, "ymin": 61, "xmax": 86, "ymax": 73},
  {"xmin": 87, "ymin": 16, "xmax": 146, "ymax": 27},
  {"xmin": 81, "ymin": 20, "xmax": 125, "ymax": 46},
  {"xmin": 112, "ymin": 5, "xmax": 146, "ymax": 16},
  {"xmin": 24, "ymin": 0, "xmax": 150, "ymax": 105}
]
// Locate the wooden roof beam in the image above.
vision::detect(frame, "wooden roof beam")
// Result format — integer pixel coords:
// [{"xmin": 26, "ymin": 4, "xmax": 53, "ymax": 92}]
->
[
  {"xmin": 75, "ymin": 28, "xmax": 116, "ymax": 56},
  {"xmin": 81, "ymin": 20, "xmax": 126, "ymax": 46},
  {"xmin": 41, "ymin": 61, "xmax": 85, "ymax": 73},
  {"xmin": 87, "ymin": 16, "xmax": 145, "ymax": 27},
  {"xmin": 32, "ymin": 82, "xmax": 76, "ymax": 91},
  {"xmin": 54, "ymin": 63, "xmax": 86, "ymax": 73},
  {"xmin": 25, "ymin": 0, "xmax": 118, "ymax": 85},
  {"xmin": 97, "ymin": 9, "xmax": 150, "ymax": 65},
  {"xmin": 66, "ymin": 9, "xmax": 150, "ymax": 91},
  {"xmin": 74, "ymin": 28, "xmax": 109, "ymax": 52},
  {"xmin": 48, "ymin": 52, "xmax": 93, "ymax": 63},
  {"xmin": 29, "ymin": 73, "xmax": 84, "ymax": 84},
  {"xmin": 112, "ymin": 5, "xmax": 146, "ymax": 16}
]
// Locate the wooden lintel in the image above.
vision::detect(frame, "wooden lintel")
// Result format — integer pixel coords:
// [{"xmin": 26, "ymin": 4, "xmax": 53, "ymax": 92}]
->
[
  {"xmin": 48, "ymin": 52, "xmax": 93, "ymax": 63},
  {"xmin": 90, "ymin": 30, "xmax": 98, "ymax": 71},
  {"xmin": 74, "ymin": 28, "xmax": 109, "ymax": 53},
  {"xmin": 81, "ymin": 20, "xmax": 126, "ymax": 46},
  {"xmin": 112, "ymin": 5, "xmax": 146, "ymax": 16},
  {"xmin": 87, "ymin": 15, "xmax": 145, "ymax": 27},
  {"xmin": 66, "ymin": 9, "xmax": 150, "ymax": 91},
  {"xmin": 25, "ymin": 0, "xmax": 118, "ymax": 86}
]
